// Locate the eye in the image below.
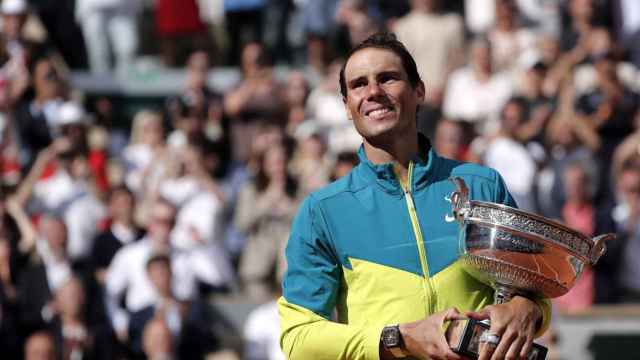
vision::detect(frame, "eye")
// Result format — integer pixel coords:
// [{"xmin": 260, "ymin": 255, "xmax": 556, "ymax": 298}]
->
[
  {"xmin": 350, "ymin": 79, "xmax": 367, "ymax": 89},
  {"xmin": 380, "ymin": 73, "xmax": 399, "ymax": 84}
]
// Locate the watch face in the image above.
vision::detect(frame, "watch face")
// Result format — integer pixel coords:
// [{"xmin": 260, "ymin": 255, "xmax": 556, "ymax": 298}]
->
[{"xmin": 383, "ymin": 326, "xmax": 400, "ymax": 347}]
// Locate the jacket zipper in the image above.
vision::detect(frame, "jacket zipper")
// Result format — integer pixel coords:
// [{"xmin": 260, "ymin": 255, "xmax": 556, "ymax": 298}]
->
[{"xmin": 400, "ymin": 162, "xmax": 437, "ymax": 314}]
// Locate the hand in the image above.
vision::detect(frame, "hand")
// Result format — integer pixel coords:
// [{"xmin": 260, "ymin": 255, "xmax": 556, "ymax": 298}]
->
[
  {"xmin": 465, "ymin": 296, "xmax": 542, "ymax": 360},
  {"xmin": 399, "ymin": 308, "xmax": 465, "ymax": 360}
]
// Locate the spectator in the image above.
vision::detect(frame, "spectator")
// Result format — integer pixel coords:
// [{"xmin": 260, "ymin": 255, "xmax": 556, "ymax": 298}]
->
[
  {"xmin": 122, "ymin": 109, "xmax": 166, "ymax": 197},
  {"xmin": 142, "ymin": 317, "xmax": 175, "ymax": 360},
  {"xmin": 433, "ymin": 119, "xmax": 467, "ymax": 161},
  {"xmin": 560, "ymin": 0, "xmax": 598, "ymax": 52},
  {"xmin": 1, "ymin": 0, "xmax": 51, "ymax": 72},
  {"xmin": 17, "ymin": 213, "xmax": 72, "ymax": 335},
  {"xmin": 224, "ymin": 42, "xmax": 285, "ymax": 162},
  {"xmin": 290, "ymin": 125, "xmax": 331, "ymax": 195},
  {"xmin": 329, "ymin": 151, "xmax": 359, "ymax": 182},
  {"xmin": 128, "ymin": 254, "xmax": 184, "ymax": 355},
  {"xmin": 393, "ymin": 0, "xmax": 464, "ymax": 108},
  {"xmin": 300, "ymin": 0, "xmax": 340, "ymax": 72},
  {"xmin": 487, "ymin": 0, "xmax": 537, "ymax": 73},
  {"xmin": 75, "ymin": 0, "xmax": 140, "ymax": 73},
  {"xmin": 553, "ymin": 162, "xmax": 597, "ymax": 312},
  {"xmin": 24, "ymin": 330, "xmax": 57, "ymax": 360},
  {"xmin": 49, "ymin": 277, "xmax": 115, "ymax": 360},
  {"xmin": 14, "ymin": 116, "xmax": 107, "ymax": 267},
  {"xmin": 104, "ymin": 198, "xmax": 196, "ymax": 344},
  {"xmin": 514, "ymin": 61, "xmax": 555, "ymax": 145},
  {"xmin": 243, "ymin": 273, "xmax": 284, "ymax": 360},
  {"xmin": 443, "ymin": 37, "xmax": 513, "ymax": 134},
  {"xmin": 90, "ymin": 186, "xmax": 142, "ymax": 285},
  {"xmin": 595, "ymin": 161, "xmax": 640, "ymax": 303},
  {"xmin": 306, "ymin": 59, "xmax": 361, "ymax": 154},
  {"xmin": 156, "ymin": 0, "xmax": 209, "ymax": 67},
  {"xmin": 335, "ymin": 0, "xmax": 381, "ymax": 49},
  {"xmin": 129, "ymin": 254, "xmax": 218, "ymax": 358},
  {"xmin": 158, "ymin": 141, "xmax": 233, "ymax": 290},
  {"xmin": 481, "ymin": 97, "xmax": 538, "ymax": 211},
  {"xmin": 283, "ymin": 70, "xmax": 310, "ymax": 135},
  {"xmin": 14, "ymin": 57, "xmax": 65, "ymax": 166},
  {"xmin": 612, "ymin": 109, "xmax": 640, "ymax": 183},
  {"xmin": 234, "ymin": 143, "xmax": 298, "ymax": 302},
  {"xmin": 575, "ymin": 50, "xmax": 639, "ymax": 200},
  {"xmin": 535, "ymin": 78, "xmax": 599, "ymax": 218}
]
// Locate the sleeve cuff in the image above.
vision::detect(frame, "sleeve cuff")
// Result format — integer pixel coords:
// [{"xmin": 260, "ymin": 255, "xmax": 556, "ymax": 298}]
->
[{"xmin": 533, "ymin": 297, "xmax": 552, "ymax": 338}]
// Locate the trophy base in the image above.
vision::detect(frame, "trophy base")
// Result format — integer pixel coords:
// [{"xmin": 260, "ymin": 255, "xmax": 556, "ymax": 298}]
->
[{"xmin": 446, "ymin": 319, "xmax": 548, "ymax": 360}]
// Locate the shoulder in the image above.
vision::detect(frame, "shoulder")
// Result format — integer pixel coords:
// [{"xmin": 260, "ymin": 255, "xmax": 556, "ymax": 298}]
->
[
  {"xmin": 432, "ymin": 155, "xmax": 512, "ymax": 204},
  {"xmin": 437, "ymin": 156, "xmax": 502, "ymax": 183},
  {"xmin": 307, "ymin": 169, "xmax": 361, "ymax": 203}
]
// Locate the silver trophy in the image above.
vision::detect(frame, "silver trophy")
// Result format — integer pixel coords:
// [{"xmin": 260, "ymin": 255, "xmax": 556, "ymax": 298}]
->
[{"xmin": 445, "ymin": 177, "xmax": 612, "ymax": 360}]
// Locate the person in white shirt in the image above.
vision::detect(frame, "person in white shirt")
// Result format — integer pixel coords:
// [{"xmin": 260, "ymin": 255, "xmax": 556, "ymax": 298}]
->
[
  {"xmin": 158, "ymin": 141, "xmax": 234, "ymax": 289},
  {"xmin": 105, "ymin": 198, "xmax": 196, "ymax": 342},
  {"xmin": 443, "ymin": 37, "xmax": 513, "ymax": 134}
]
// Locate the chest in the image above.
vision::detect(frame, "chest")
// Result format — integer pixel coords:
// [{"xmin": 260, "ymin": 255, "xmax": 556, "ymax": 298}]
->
[{"xmin": 322, "ymin": 186, "xmax": 462, "ymax": 278}]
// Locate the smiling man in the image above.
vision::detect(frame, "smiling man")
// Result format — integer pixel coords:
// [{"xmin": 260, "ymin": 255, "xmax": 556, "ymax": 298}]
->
[{"xmin": 278, "ymin": 32, "xmax": 550, "ymax": 360}]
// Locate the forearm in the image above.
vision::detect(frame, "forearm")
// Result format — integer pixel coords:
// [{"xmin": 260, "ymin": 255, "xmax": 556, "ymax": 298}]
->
[{"xmin": 279, "ymin": 297, "xmax": 383, "ymax": 360}]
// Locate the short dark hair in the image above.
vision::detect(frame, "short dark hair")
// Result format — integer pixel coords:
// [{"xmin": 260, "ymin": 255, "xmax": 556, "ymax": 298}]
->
[
  {"xmin": 146, "ymin": 252, "xmax": 171, "ymax": 271},
  {"xmin": 339, "ymin": 32, "xmax": 422, "ymax": 98}
]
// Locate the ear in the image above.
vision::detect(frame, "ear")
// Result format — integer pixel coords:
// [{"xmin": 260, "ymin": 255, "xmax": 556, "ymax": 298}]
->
[{"xmin": 416, "ymin": 81, "xmax": 426, "ymax": 102}]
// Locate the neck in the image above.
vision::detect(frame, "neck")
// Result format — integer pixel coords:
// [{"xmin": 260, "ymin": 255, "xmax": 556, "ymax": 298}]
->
[
  {"xmin": 113, "ymin": 218, "xmax": 133, "ymax": 228},
  {"xmin": 62, "ymin": 314, "xmax": 83, "ymax": 326},
  {"xmin": 363, "ymin": 133, "xmax": 419, "ymax": 184}
]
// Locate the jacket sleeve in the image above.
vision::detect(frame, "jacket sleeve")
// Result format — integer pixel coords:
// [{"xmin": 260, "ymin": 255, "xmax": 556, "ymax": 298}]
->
[
  {"xmin": 492, "ymin": 171, "xmax": 552, "ymax": 337},
  {"xmin": 279, "ymin": 195, "xmax": 383, "ymax": 360}
]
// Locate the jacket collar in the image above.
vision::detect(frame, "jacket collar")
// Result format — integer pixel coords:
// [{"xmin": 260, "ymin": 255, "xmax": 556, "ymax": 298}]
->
[{"xmin": 356, "ymin": 134, "xmax": 438, "ymax": 195}]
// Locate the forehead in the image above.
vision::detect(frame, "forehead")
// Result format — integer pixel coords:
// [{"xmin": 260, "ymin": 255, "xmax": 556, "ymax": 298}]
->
[{"xmin": 344, "ymin": 47, "xmax": 406, "ymax": 81}]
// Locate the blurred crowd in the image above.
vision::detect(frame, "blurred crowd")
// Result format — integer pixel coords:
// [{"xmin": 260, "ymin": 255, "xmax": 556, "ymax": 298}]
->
[{"xmin": 0, "ymin": 0, "xmax": 639, "ymax": 359}]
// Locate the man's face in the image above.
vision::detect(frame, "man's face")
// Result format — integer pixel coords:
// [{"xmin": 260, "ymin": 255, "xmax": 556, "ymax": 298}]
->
[
  {"xmin": 148, "ymin": 203, "xmax": 176, "ymax": 247},
  {"xmin": 342, "ymin": 48, "xmax": 424, "ymax": 144},
  {"xmin": 2, "ymin": 13, "xmax": 25, "ymax": 41},
  {"xmin": 33, "ymin": 60, "xmax": 60, "ymax": 100}
]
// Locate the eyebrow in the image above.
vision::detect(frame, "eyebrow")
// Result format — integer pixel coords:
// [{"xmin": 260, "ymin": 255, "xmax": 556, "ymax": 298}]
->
[{"xmin": 347, "ymin": 70, "xmax": 404, "ymax": 88}]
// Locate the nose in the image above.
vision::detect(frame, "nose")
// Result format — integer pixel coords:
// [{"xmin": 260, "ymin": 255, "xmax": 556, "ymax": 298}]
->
[{"xmin": 365, "ymin": 81, "xmax": 385, "ymax": 99}]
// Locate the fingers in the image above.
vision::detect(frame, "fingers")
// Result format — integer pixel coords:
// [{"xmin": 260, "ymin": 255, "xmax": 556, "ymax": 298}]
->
[
  {"xmin": 519, "ymin": 334, "xmax": 534, "ymax": 359},
  {"xmin": 478, "ymin": 340, "xmax": 496, "ymax": 360},
  {"xmin": 493, "ymin": 330, "xmax": 524, "ymax": 360}
]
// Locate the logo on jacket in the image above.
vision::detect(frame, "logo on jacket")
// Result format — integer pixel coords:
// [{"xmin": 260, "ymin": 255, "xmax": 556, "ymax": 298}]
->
[{"xmin": 444, "ymin": 195, "xmax": 455, "ymax": 222}]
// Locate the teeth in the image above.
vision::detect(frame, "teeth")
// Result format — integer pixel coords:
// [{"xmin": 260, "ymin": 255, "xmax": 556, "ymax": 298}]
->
[{"xmin": 368, "ymin": 108, "xmax": 390, "ymax": 117}]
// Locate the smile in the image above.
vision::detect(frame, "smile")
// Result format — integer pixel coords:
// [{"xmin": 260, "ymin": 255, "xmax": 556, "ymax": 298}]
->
[{"xmin": 364, "ymin": 107, "xmax": 394, "ymax": 119}]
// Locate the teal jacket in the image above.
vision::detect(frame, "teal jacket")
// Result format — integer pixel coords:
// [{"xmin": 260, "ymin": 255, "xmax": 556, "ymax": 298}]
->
[{"xmin": 279, "ymin": 142, "xmax": 551, "ymax": 359}]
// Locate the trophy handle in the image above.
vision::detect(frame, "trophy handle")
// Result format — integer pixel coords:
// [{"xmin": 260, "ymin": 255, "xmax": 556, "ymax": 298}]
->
[
  {"xmin": 450, "ymin": 177, "xmax": 471, "ymax": 223},
  {"xmin": 589, "ymin": 233, "xmax": 613, "ymax": 265}
]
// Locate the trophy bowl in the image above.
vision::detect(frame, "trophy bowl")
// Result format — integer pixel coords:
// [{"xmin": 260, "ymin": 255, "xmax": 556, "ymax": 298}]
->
[{"xmin": 445, "ymin": 177, "xmax": 613, "ymax": 359}]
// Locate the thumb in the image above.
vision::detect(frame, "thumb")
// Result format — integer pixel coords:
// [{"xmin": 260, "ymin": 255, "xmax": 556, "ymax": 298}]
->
[
  {"xmin": 464, "ymin": 307, "xmax": 491, "ymax": 321},
  {"xmin": 443, "ymin": 308, "xmax": 466, "ymax": 322}
]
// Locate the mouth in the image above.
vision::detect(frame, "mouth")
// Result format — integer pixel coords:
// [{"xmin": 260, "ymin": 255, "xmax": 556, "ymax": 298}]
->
[{"xmin": 364, "ymin": 106, "xmax": 395, "ymax": 120}]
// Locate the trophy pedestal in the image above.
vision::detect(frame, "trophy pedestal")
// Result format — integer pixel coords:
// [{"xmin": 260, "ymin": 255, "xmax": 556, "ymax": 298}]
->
[{"xmin": 446, "ymin": 318, "xmax": 548, "ymax": 360}]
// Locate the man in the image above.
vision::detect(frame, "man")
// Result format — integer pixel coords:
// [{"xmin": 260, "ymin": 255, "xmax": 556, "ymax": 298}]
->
[
  {"xmin": 105, "ymin": 198, "xmax": 196, "ymax": 343},
  {"xmin": 90, "ymin": 185, "xmax": 142, "ymax": 284},
  {"xmin": 279, "ymin": 33, "xmax": 550, "ymax": 360}
]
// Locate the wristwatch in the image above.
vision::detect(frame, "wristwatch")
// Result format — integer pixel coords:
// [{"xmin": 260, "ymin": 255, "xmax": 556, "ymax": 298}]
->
[{"xmin": 381, "ymin": 324, "xmax": 408, "ymax": 358}]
